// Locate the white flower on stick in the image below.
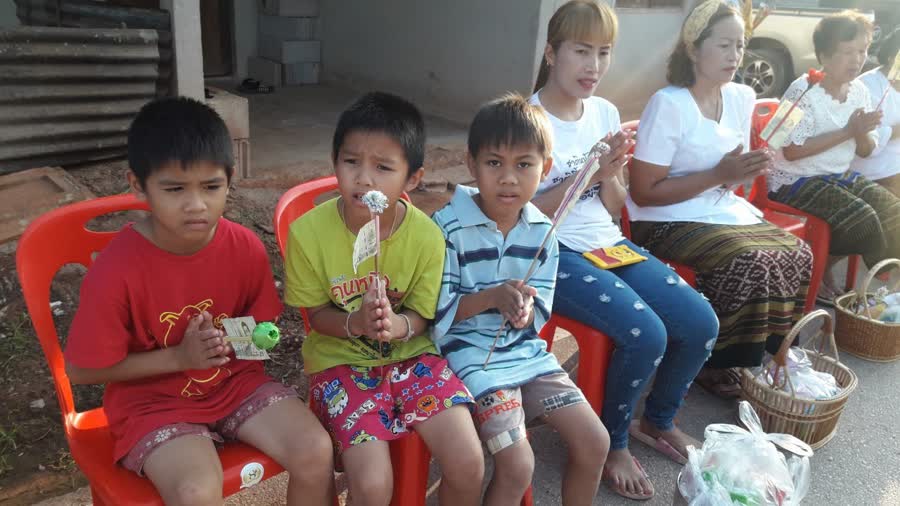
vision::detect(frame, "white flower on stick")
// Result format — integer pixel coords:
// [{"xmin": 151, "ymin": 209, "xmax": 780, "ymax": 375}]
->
[
  {"xmin": 362, "ymin": 190, "xmax": 389, "ymax": 214},
  {"xmin": 359, "ymin": 190, "xmax": 389, "ymax": 363}
]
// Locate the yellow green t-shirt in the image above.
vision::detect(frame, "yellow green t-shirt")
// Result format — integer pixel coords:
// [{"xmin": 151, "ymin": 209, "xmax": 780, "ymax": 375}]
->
[{"xmin": 284, "ymin": 198, "xmax": 444, "ymax": 374}]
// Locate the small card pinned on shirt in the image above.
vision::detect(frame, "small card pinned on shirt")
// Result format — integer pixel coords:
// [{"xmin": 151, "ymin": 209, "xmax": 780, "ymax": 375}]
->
[
  {"xmin": 352, "ymin": 219, "xmax": 378, "ymax": 274},
  {"xmin": 760, "ymin": 99, "xmax": 805, "ymax": 150},
  {"xmin": 583, "ymin": 244, "xmax": 647, "ymax": 269},
  {"xmin": 222, "ymin": 316, "xmax": 270, "ymax": 360}
]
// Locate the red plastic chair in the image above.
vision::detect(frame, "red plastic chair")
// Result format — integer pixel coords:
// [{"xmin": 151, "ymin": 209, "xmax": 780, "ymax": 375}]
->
[
  {"xmin": 274, "ymin": 176, "xmax": 436, "ymax": 506},
  {"xmin": 15, "ymin": 194, "xmax": 284, "ymax": 506},
  {"xmin": 538, "ymin": 314, "xmax": 614, "ymax": 413},
  {"xmin": 749, "ymin": 98, "xmax": 861, "ymax": 295}
]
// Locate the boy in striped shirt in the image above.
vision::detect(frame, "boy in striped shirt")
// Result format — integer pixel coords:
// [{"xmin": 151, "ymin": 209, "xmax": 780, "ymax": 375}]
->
[{"xmin": 432, "ymin": 94, "xmax": 609, "ymax": 505}]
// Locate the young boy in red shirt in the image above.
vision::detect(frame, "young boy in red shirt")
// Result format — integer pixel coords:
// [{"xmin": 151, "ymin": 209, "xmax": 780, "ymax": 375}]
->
[{"xmin": 64, "ymin": 97, "xmax": 333, "ymax": 505}]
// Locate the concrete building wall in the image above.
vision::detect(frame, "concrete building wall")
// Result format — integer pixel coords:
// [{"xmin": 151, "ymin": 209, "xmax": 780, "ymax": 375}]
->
[
  {"xmin": 319, "ymin": 0, "xmax": 688, "ymax": 123},
  {"xmin": 320, "ymin": 0, "xmax": 544, "ymax": 123},
  {"xmin": 602, "ymin": 7, "xmax": 687, "ymax": 119},
  {"xmin": 160, "ymin": 0, "xmax": 204, "ymax": 100},
  {"xmin": 0, "ymin": 0, "xmax": 19, "ymax": 28},
  {"xmin": 231, "ymin": 0, "xmax": 258, "ymax": 82}
]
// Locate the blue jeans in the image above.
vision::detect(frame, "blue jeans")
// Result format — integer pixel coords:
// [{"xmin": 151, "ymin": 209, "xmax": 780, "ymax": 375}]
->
[{"xmin": 554, "ymin": 240, "xmax": 719, "ymax": 450}]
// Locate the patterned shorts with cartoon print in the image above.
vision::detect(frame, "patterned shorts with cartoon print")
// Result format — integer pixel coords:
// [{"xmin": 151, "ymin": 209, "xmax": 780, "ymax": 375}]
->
[
  {"xmin": 309, "ymin": 354, "xmax": 473, "ymax": 455},
  {"xmin": 120, "ymin": 382, "xmax": 298, "ymax": 475}
]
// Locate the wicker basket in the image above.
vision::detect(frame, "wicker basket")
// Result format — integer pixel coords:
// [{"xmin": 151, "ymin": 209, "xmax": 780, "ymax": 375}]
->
[
  {"xmin": 740, "ymin": 310, "xmax": 858, "ymax": 449},
  {"xmin": 834, "ymin": 258, "xmax": 900, "ymax": 362}
]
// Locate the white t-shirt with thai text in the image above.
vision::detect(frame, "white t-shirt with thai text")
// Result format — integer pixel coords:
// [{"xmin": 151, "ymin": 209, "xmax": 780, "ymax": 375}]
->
[{"xmin": 530, "ymin": 93, "xmax": 625, "ymax": 252}]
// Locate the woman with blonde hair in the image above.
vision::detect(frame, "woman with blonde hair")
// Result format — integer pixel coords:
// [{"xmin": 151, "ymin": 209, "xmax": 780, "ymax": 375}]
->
[{"xmin": 531, "ymin": 1, "xmax": 720, "ymax": 500}]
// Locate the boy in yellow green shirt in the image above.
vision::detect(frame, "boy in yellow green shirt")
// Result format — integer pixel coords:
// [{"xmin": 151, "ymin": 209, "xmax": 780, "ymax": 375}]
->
[{"xmin": 284, "ymin": 92, "xmax": 484, "ymax": 505}]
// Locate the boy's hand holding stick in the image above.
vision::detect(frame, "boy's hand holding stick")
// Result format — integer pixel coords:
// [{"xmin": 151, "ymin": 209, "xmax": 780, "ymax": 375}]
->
[
  {"xmin": 360, "ymin": 191, "xmax": 390, "ymax": 369},
  {"xmin": 482, "ymin": 138, "xmax": 615, "ymax": 369}
]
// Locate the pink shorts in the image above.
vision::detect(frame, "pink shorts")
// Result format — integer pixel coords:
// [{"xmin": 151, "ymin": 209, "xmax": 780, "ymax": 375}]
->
[
  {"xmin": 120, "ymin": 382, "xmax": 298, "ymax": 475},
  {"xmin": 309, "ymin": 354, "xmax": 473, "ymax": 455}
]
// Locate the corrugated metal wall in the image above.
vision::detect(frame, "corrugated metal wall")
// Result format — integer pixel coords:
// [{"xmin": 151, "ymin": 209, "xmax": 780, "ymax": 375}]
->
[{"xmin": 0, "ymin": 1, "xmax": 172, "ymax": 174}]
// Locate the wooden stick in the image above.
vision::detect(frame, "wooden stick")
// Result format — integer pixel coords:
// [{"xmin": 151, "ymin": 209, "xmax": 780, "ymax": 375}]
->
[
  {"xmin": 372, "ymin": 213, "xmax": 386, "ymax": 373},
  {"xmin": 482, "ymin": 150, "xmax": 604, "ymax": 369},
  {"xmin": 875, "ymin": 85, "xmax": 891, "ymax": 112}
]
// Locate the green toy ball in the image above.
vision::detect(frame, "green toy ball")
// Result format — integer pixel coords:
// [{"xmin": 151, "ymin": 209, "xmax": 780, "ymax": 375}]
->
[{"xmin": 252, "ymin": 322, "xmax": 280, "ymax": 350}]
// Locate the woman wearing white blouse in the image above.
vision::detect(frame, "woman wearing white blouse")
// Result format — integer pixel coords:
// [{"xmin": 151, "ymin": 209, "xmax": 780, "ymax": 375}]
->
[
  {"xmin": 852, "ymin": 28, "xmax": 900, "ymax": 196},
  {"xmin": 628, "ymin": 1, "xmax": 813, "ymax": 398},
  {"xmin": 768, "ymin": 12, "xmax": 900, "ymax": 303}
]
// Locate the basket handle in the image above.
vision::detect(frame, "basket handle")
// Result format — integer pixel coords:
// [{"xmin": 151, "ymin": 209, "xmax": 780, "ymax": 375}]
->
[
  {"xmin": 855, "ymin": 258, "xmax": 900, "ymax": 319},
  {"xmin": 767, "ymin": 309, "xmax": 839, "ymax": 398}
]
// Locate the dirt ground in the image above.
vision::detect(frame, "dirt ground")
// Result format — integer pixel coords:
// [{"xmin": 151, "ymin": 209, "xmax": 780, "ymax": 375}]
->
[{"xmin": 0, "ymin": 145, "xmax": 465, "ymax": 504}]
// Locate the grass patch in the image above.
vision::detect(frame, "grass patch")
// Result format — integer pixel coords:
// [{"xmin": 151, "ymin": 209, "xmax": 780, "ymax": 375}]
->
[
  {"xmin": 0, "ymin": 313, "xmax": 32, "ymax": 373},
  {"xmin": 0, "ymin": 425, "xmax": 18, "ymax": 477}
]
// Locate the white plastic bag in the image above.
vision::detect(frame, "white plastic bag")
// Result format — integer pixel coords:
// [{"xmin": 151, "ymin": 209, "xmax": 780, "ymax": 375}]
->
[
  {"xmin": 677, "ymin": 401, "xmax": 813, "ymax": 506},
  {"xmin": 879, "ymin": 293, "xmax": 900, "ymax": 323},
  {"xmin": 757, "ymin": 348, "xmax": 840, "ymax": 400}
]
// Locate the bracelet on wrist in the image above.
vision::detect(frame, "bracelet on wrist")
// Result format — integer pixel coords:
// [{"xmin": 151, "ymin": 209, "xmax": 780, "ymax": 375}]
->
[
  {"xmin": 344, "ymin": 310, "xmax": 360, "ymax": 339},
  {"xmin": 396, "ymin": 313, "xmax": 414, "ymax": 342}
]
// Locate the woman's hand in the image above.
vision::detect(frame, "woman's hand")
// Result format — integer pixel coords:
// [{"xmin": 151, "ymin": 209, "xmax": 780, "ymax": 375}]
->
[
  {"xmin": 845, "ymin": 108, "xmax": 882, "ymax": 139},
  {"xmin": 714, "ymin": 145, "xmax": 772, "ymax": 186},
  {"xmin": 589, "ymin": 130, "xmax": 635, "ymax": 186}
]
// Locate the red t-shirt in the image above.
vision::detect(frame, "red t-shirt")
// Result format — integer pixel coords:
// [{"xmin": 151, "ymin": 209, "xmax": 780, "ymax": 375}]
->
[{"xmin": 64, "ymin": 218, "xmax": 282, "ymax": 462}]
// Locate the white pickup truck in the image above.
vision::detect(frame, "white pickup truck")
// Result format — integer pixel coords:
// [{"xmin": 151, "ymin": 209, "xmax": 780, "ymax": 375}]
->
[{"xmin": 739, "ymin": 2, "xmax": 876, "ymax": 97}]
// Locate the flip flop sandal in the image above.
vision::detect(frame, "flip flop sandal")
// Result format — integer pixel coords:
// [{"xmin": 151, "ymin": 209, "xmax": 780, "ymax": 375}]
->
[
  {"xmin": 603, "ymin": 456, "xmax": 655, "ymax": 501},
  {"xmin": 628, "ymin": 420, "xmax": 689, "ymax": 465},
  {"xmin": 695, "ymin": 370, "xmax": 742, "ymax": 399},
  {"xmin": 238, "ymin": 78, "xmax": 274, "ymax": 94}
]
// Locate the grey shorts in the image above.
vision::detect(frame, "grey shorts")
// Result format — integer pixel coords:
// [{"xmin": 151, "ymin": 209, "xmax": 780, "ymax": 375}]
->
[{"xmin": 473, "ymin": 372, "xmax": 585, "ymax": 455}]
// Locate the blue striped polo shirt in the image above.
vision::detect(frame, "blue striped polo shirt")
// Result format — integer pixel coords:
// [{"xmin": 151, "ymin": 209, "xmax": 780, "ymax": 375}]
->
[{"xmin": 431, "ymin": 186, "xmax": 562, "ymax": 399}]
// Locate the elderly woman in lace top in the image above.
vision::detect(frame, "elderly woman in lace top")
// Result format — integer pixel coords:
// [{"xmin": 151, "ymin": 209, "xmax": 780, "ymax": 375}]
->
[{"xmin": 769, "ymin": 11, "xmax": 900, "ymax": 303}]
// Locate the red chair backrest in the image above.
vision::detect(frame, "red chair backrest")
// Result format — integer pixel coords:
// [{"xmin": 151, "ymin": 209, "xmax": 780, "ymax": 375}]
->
[
  {"xmin": 750, "ymin": 98, "xmax": 779, "ymax": 150},
  {"xmin": 619, "ymin": 120, "xmax": 639, "ymax": 238},
  {"xmin": 16, "ymin": 194, "xmax": 149, "ymax": 420},
  {"xmin": 272, "ymin": 176, "xmax": 410, "ymax": 333},
  {"xmin": 748, "ymin": 98, "xmax": 780, "ymax": 206}
]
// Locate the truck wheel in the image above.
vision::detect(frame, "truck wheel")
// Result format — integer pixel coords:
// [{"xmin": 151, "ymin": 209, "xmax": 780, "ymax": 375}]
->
[{"xmin": 741, "ymin": 48, "xmax": 790, "ymax": 98}]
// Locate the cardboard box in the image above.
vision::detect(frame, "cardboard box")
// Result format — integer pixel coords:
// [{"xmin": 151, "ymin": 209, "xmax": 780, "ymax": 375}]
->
[
  {"xmin": 259, "ymin": 37, "xmax": 320, "ymax": 64},
  {"xmin": 259, "ymin": 14, "xmax": 318, "ymax": 40},
  {"xmin": 260, "ymin": 0, "xmax": 318, "ymax": 17}
]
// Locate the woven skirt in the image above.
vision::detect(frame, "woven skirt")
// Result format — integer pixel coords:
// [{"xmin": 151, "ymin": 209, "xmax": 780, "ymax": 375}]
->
[{"xmin": 631, "ymin": 221, "xmax": 813, "ymax": 368}]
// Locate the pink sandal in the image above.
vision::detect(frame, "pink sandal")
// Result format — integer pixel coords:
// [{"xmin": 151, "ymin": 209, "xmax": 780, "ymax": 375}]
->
[{"xmin": 628, "ymin": 420, "xmax": 689, "ymax": 465}]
